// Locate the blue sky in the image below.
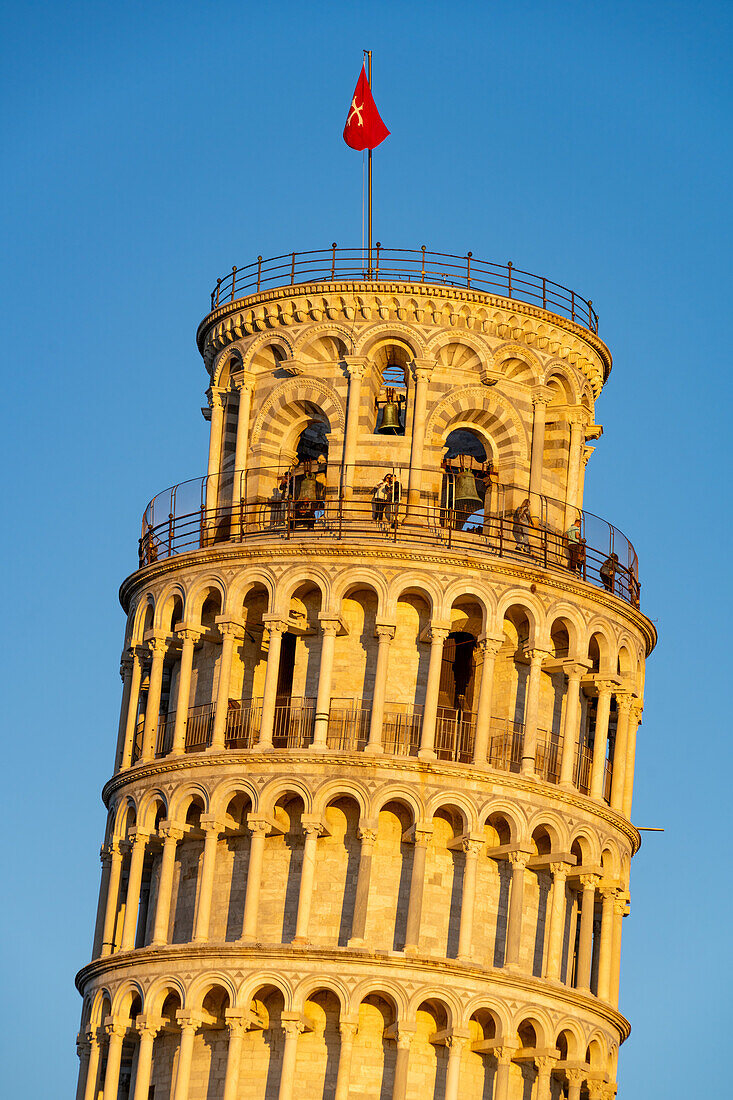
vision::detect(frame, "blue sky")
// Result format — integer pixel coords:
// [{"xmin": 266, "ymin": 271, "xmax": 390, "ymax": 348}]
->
[{"xmin": 2, "ymin": 1, "xmax": 731, "ymax": 1096}]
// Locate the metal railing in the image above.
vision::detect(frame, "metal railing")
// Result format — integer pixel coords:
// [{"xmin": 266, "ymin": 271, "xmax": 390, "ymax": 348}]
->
[
  {"xmin": 381, "ymin": 704, "xmax": 423, "ymax": 756},
  {"xmin": 271, "ymin": 697, "xmax": 315, "ymax": 748},
  {"xmin": 225, "ymin": 700, "xmax": 262, "ymax": 749},
  {"xmin": 535, "ymin": 730, "xmax": 563, "ymax": 784},
  {"xmin": 486, "ymin": 720, "xmax": 525, "ymax": 773},
  {"xmin": 140, "ymin": 463, "xmax": 640, "ymax": 606},
  {"xmin": 435, "ymin": 707, "xmax": 476, "ymax": 763},
  {"xmin": 326, "ymin": 700, "xmax": 371, "ymax": 752},
  {"xmin": 207, "ymin": 246, "xmax": 599, "ymax": 334}
]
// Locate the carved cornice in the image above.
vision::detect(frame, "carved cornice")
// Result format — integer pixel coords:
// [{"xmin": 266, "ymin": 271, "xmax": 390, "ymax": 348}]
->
[{"xmin": 196, "ymin": 283, "xmax": 611, "ymax": 396}]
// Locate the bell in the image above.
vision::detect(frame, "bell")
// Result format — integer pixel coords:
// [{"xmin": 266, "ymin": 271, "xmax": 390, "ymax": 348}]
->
[
  {"xmin": 454, "ymin": 470, "xmax": 482, "ymax": 512},
  {"xmin": 297, "ymin": 473, "xmax": 317, "ymax": 501},
  {"xmin": 378, "ymin": 400, "xmax": 402, "ymax": 434}
]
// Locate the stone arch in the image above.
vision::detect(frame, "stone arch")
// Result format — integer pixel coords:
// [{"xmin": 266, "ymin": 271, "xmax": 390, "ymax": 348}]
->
[
  {"xmin": 292, "ymin": 323, "xmax": 354, "ymax": 360},
  {"xmin": 355, "ymin": 322, "xmax": 429, "ymax": 362},
  {"xmin": 131, "ymin": 594, "xmax": 155, "ymax": 644},
  {"xmin": 496, "ymin": 591, "xmax": 545, "ymax": 645},
  {"xmin": 311, "ymin": 778, "xmax": 369, "ymax": 822},
  {"xmin": 249, "ymin": 377, "xmax": 345, "ymax": 448},
  {"xmin": 544, "ymin": 602, "xmax": 586, "ymax": 656},
  {"xmin": 291, "ymin": 975, "xmax": 349, "ymax": 1015},
  {"xmin": 111, "ymin": 980, "xmax": 145, "ymax": 1018},
  {"xmin": 478, "ymin": 799, "xmax": 527, "ymax": 844},
  {"xmin": 462, "ymin": 996, "xmax": 511, "ymax": 1037},
  {"xmin": 186, "ymin": 972, "xmax": 238, "ymax": 1012},
  {"xmin": 527, "ymin": 810, "xmax": 569, "ymax": 851},
  {"xmin": 168, "ymin": 782, "xmax": 210, "ymax": 822},
  {"xmin": 212, "ymin": 346, "xmax": 246, "ymax": 389},
  {"xmin": 89, "ymin": 987, "xmax": 114, "ymax": 1027},
  {"xmin": 600, "ymin": 842, "xmax": 621, "ymax": 878},
  {"xmin": 513, "ymin": 1009, "xmax": 552, "ymax": 1049},
  {"xmin": 209, "ymin": 777, "xmax": 259, "ymax": 820},
  {"xmin": 569, "ymin": 826, "xmax": 601, "ymax": 865},
  {"xmin": 491, "ymin": 343, "xmax": 543, "ymax": 385},
  {"xmin": 185, "ymin": 576, "xmax": 227, "ymax": 625},
  {"xmin": 406, "ymin": 989, "xmax": 458, "ymax": 1029},
  {"xmin": 385, "ymin": 575, "xmax": 440, "ymax": 619},
  {"xmin": 369, "ymin": 785, "xmax": 424, "ymax": 824},
  {"xmin": 143, "ymin": 977, "xmax": 186, "ymax": 1017},
  {"xmin": 349, "ymin": 979, "xmax": 408, "ymax": 1020},
  {"xmin": 239, "ymin": 331, "xmax": 295, "ymax": 372},
  {"xmin": 554, "ymin": 1021, "xmax": 585, "ymax": 1061},
  {"xmin": 137, "ymin": 789, "xmax": 169, "ymax": 831},
  {"xmin": 424, "ymin": 792, "xmax": 477, "ymax": 833},
  {"xmin": 154, "ymin": 583, "xmax": 185, "ymax": 632},
  {"xmin": 258, "ymin": 777, "xmax": 314, "ymax": 817},
  {"xmin": 441, "ymin": 581, "xmax": 493, "ymax": 630},
  {"xmin": 330, "ymin": 570, "xmax": 389, "ymax": 616},
  {"xmin": 226, "ymin": 569, "xmax": 277, "ymax": 615},
  {"xmin": 239, "ymin": 974, "xmax": 294, "ymax": 1012},
  {"xmin": 112, "ymin": 796, "xmax": 137, "ymax": 839},
  {"xmin": 275, "ymin": 567, "xmax": 331, "ymax": 617},
  {"xmin": 425, "ymin": 328, "xmax": 492, "ymax": 365},
  {"xmin": 426, "ymin": 387, "xmax": 528, "ymax": 463},
  {"xmin": 542, "ymin": 358, "xmax": 583, "ymax": 403}
]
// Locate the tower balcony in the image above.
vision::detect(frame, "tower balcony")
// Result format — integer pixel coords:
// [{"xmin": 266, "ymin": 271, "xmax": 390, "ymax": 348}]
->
[
  {"xmin": 138, "ymin": 462, "xmax": 640, "ymax": 608},
  {"xmin": 201, "ymin": 245, "xmax": 599, "ymax": 336}
]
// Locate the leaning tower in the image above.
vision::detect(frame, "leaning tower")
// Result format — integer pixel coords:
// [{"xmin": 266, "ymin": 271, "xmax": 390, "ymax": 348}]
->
[{"xmin": 75, "ymin": 247, "xmax": 653, "ymax": 1100}]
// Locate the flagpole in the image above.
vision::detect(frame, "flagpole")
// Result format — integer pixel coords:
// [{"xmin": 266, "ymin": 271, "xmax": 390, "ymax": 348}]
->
[{"xmin": 367, "ymin": 49, "xmax": 373, "ymax": 278}]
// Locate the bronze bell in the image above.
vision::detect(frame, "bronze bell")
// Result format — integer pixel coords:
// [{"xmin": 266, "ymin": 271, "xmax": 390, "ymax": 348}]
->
[
  {"xmin": 297, "ymin": 473, "xmax": 318, "ymax": 501},
  {"xmin": 378, "ymin": 399, "xmax": 402, "ymax": 434},
  {"xmin": 454, "ymin": 470, "xmax": 482, "ymax": 512}
]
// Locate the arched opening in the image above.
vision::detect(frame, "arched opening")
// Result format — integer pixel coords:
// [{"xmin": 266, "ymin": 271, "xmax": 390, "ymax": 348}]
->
[
  {"xmin": 441, "ymin": 428, "xmax": 493, "ymax": 531},
  {"xmin": 425, "ymin": 805, "xmax": 465, "ymax": 958},
  {"xmin": 483, "ymin": 812, "xmax": 515, "ymax": 967},
  {"xmin": 412, "ymin": 998, "xmax": 451, "ymax": 1099},
  {"xmin": 272, "ymin": 583, "xmax": 323, "ymax": 747},
  {"xmin": 367, "ymin": 799, "xmax": 415, "ymax": 951},
  {"xmin": 374, "ymin": 358, "xmax": 408, "ymax": 435},
  {"xmin": 310, "ymin": 795, "xmax": 362, "ymax": 946},
  {"xmin": 382, "ymin": 591, "xmax": 431, "ymax": 755},
  {"xmin": 294, "ymin": 989, "xmax": 342, "ymax": 1089},
  {"xmin": 465, "ymin": 1009, "xmax": 501, "ymax": 1097},
  {"xmin": 276, "ymin": 421, "xmax": 329, "ymax": 532},
  {"xmin": 170, "ymin": 796, "xmax": 205, "ymax": 943},
  {"xmin": 529, "ymin": 825, "xmax": 555, "ymax": 977},
  {"xmin": 260, "ymin": 794, "xmax": 307, "ymax": 943},
  {"xmin": 219, "ymin": 791, "xmax": 254, "ymax": 942},
  {"xmin": 237, "ymin": 985, "xmax": 286, "ymax": 1098},
  {"xmin": 226, "ymin": 584, "xmax": 269, "ymax": 748},
  {"xmin": 352, "ymin": 993, "xmax": 397, "ymax": 1098},
  {"xmin": 327, "ymin": 585, "xmax": 379, "ymax": 752}
]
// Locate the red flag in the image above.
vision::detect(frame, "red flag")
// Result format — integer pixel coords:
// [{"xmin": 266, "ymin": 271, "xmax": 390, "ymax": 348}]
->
[{"xmin": 343, "ymin": 65, "xmax": 390, "ymax": 151}]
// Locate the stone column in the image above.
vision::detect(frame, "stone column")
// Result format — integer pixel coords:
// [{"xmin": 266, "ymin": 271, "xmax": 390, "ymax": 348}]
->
[
  {"xmin": 622, "ymin": 703, "xmax": 643, "ymax": 818},
  {"xmin": 334, "ymin": 1021, "xmax": 358, "ymax": 1100},
  {"xmin": 240, "ymin": 818, "xmax": 268, "ymax": 942},
  {"xmin": 348, "ymin": 827, "xmax": 378, "ymax": 946},
  {"xmin": 173, "ymin": 1014, "xmax": 199, "ymax": 1100},
  {"xmin": 610, "ymin": 693, "xmax": 633, "ymax": 811},
  {"xmin": 209, "ymin": 621, "xmax": 243, "ymax": 751},
  {"xmin": 222, "ymin": 1012, "xmax": 249, "ymax": 1100},
  {"xmin": 101, "ymin": 840, "xmax": 124, "ymax": 956},
  {"xmin": 566, "ymin": 1068, "xmax": 585, "ymax": 1100},
  {"xmin": 493, "ymin": 1047, "xmax": 514, "ymax": 1100},
  {"xmin": 293, "ymin": 819, "xmax": 323, "ymax": 943},
  {"xmin": 611, "ymin": 893, "xmax": 628, "ymax": 1007},
  {"xmin": 258, "ymin": 619, "xmax": 285, "ymax": 748},
  {"xmin": 564, "ymin": 414, "xmax": 586, "ymax": 524},
  {"xmin": 529, "ymin": 392, "xmax": 550, "ymax": 502},
  {"xmin": 102, "ymin": 1019, "xmax": 127, "ymax": 1100},
  {"xmin": 312, "ymin": 617, "xmax": 340, "ymax": 748},
  {"xmin": 589, "ymin": 681, "xmax": 615, "ymax": 799},
  {"xmin": 404, "ymin": 824, "xmax": 432, "ymax": 952},
  {"xmin": 535, "ymin": 1055, "xmax": 557, "ymax": 1100},
  {"xmin": 141, "ymin": 635, "xmax": 168, "ymax": 762},
  {"xmin": 120, "ymin": 829, "xmax": 151, "ymax": 951},
  {"xmin": 559, "ymin": 665, "xmax": 586, "ymax": 787},
  {"xmin": 596, "ymin": 888, "xmax": 617, "ymax": 1001},
  {"xmin": 171, "ymin": 627, "xmax": 201, "ymax": 754},
  {"xmin": 444, "ymin": 1035, "xmax": 467, "ymax": 1100},
  {"xmin": 545, "ymin": 862, "xmax": 571, "ymax": 981},
  {"xmin": 120, "ymin": 647, "xmax": 144, "ymax": 770},
  {"xmin": 521, "ymin": 650, "xmax": 547, "ymax": 776},
  {"xmin": 81, "ymin": 1031, "xmax": 101, "ymax": 1100},
  {"xmin": 457, "ymin": 837, "xmax": 484, "ymax": 961},
  {"xmin": 575, "ymin": 874, "xmax": 600, "ymax": 990},
  {"xmin": 92, "ymin": 845, "xmax": 113, "ymax": 958},
  {"xmin": 341, "ymin": 356, "xmax": 369, "ymax": 498},
  {"xmin": 193, "ymin": 818, "xmax": 223, "ymax": 942},
  {"xmin": 132, "ymin": 1017, "xmax": 160, "ymax": 1100},
  {"xmin": 419, "ymin": 626, "xmax": 449, "ymax": 760},
  {"xmin": 366, "ymin": 625, "xmax": 395, "ymax": 752},
  {"xmin": 76, "ymin": 1032, "xmax": 91, "ymax": 1100},
  {"xmin": 406, "ymin": 358, "xmax": 435, "ymax": 518},
  {"xmin": 472, "ymin": 635, "xmax": 503, "ymax": 765},
  {"xmin": 391, "ymin": 1027, "xmax": 414, "ymax": 1100},
  {"xmin": 505, "ymin": 852, "xmax": 529, "ymax": 968},
  {"xmin": 151, "ymin": 823, "xmax": 183, "ymax": 946},
  {"xmin": 114, "ymin": 652, "xmax": 135, "ymax": 770},
  {"xmin": 205, "ymin": 386, "xmax": 225, "ymax": 519},
  {"xmin": 232, "ymin": 371, "xmax": 256, "ymax": 530},
  {"xmin": 278, "ymin": 1019, "xmax": 304, "ymax": 1100}
]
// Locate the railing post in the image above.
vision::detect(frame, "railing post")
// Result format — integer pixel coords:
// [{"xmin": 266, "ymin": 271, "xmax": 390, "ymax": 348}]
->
[
  {"xmin": 588, "ymin": 299, "xmax": 593, "ymax": 329},
  {"xmin": 230, "ymin": 266, "xmax": 237, "ymax": 301},
  {"xmin": 375, "ymin": 241, "xmax": 381, "ymax": 278},
  {"xmin": 421, "ymin": 245, "xmax": 426, "ymax": 281},
  {"xmin": 215, "ymin": 278, "xmax": 221, "ymax": 307},
  {"xmin": 507, "ymin": 260, "xmax": 512, "ymax": 297},
  {"xmin": 466, "ymin": 251, "xmax": 472, "ymax": 288},
  {"xmin": 571, "ymin": 289, "xmax": 575, "ymax": 323},
  {"xmin": 542, "ymin": 276, "xmax": 547, "ymax": 309},
  {"xmin": 290, "ymin": 252, "xmax": 295, "ymax": 284},
  {"xmin": 167, "ymin": 512, "xmax": 173, "ymax": 556},
  {"xmin": 256, "ymin": 255, "xmax": 262, "ymax": 292},
  {"xmin": 331, "ymin": 242, "xmax": 337, "ymax": 278}
]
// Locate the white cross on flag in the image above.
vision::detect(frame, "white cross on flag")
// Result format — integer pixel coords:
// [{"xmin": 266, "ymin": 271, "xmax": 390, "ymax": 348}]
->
[{"xmin": 343, "ymin": 65, "xmax": 390, "ymax": 151}]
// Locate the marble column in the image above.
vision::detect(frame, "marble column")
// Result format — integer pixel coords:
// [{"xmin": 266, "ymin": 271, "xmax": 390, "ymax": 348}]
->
[
  {"xmin": 204, "ymin": 386, "xmax": 225, "ymax": 521},
  {"xmin": 114, "ymin": 652, "xmax": 135, "ymax": 771},
  {"xmin": 232, "ymin": 371, "xmax": 255, "ymax": 532},
  {"xmin": 493, "ymin": 1047, "xmax": 514, "ymax": 1100},
  {"xmin": 81, "ymin": 1030, "xmax": 101, "ymax": 1100},
  {"xmin": 559, "ymin": 665, "xmax": 587, "ymax": 787},
  {"xmin": 341, "ymin": 356, "xmax": 369, "ymax": 498},
  {"xmin": 472, "ymin": 635, "xmax": 503, "ymax": 765},
  {"xmin": 566, "ymin": 1068, "xmax": 585, "ymax": 1100},
  {"xmin": 622, "ymin": 703, "xmax": 643, "ymax": 818},
  {"xmin": 240, "ymin": 818, "xmax": 268, "ymax": 942},
  {"xmin": 192, "ymin": 818, "xmax": 223, "ymax": 942},
  {"xmin": 258, "ymin": 619, "xmax": 285, "ymax": 748},
  {"xmin": 102, "ymin": 1020, "xmax": 127, "ymax": 1100},
  {"xmin": 544, "ymin": 862, "xmax": 571, "ymax": 981},
  {"xmin": 366, "ymin": 625, "xmax": 395, "ymax": 752},
  {"xmin": 120, "ymin": 829, "xmax": 151, "ymax": 951},
  {"xmin": 611, "ymin": 893, "xmax": 628, "ymax": 1007},
  {"xmin": 131, "ymin": 1017, "xmax": 161, "ymax": 1100},
  {"xmin": 171, "ymin": 627, "xmax": 200, "ymax": 754},
  {"xmin": 404, "ymin": 825, "xmax": 432, "ymax": 952},
  {"xmin": 529, "ymin": 392, "xmax": 550, "ymax": 502},
  {"xmin": 172, "ymin": 1014, "xmax": 199, "ymax": 1100},
  {"xmin": 222, "ymin": 1013, "xmax": 249, "ymax": 1100},
  {"xmin": 589, "ymin": 682, "xmax": 615, "ymax": 800},
  {"xmin": 92, "ymin": 845, "xmax": 114, "ymax": 958},
  {"xmin": 575, "ymin": 874, "xmax": 600, "ymax": 990},
  {"xmin": 564, "ymin": 414, "xmax": 586, "ymax": 525},
  {"xmin": 535, "ymin": 1055, "xmax": 557, "ymax": 1100},
  {"xmin": 457, "ymin": 837, "xmax": 483, "ymax": 961},
  {"xmin": 293, "ymin": 820, "xmax": 323, "ymax": 943},
  {"xmin": 141, "ymin": 635, "xmax": 168, "ymax": 762},
  {"xmin": 151, "ymin": 823, "xmax": 183, "ymax": 946},
  {"xmin": 596, "ymin": 888, "xmax": 617, "ymax": 1001},
  {"xmin": 444, "ymin": 1035, "xmax": 467, "ymax": 1100},
  {"xmin": 312, "ymin": 617, "xmax": 340, "ymax": 748},
  {"xmin": 406, "ymin": 358, "xmax": 435, "ymax": 518},
  {"xmin": 418, "ymin": 626, "xmax": 449, "ymax": 760},
  {"xmin": 521, "ymin": 650, "xmax": 547, "ymax": 776},
  {"xmin": 610, "ymin": 693, "xmax": 633, "ymax": 811},
  {"xmin": 278, "ymin": 1019, "xmax": 304, "ymax": 1100},
  {"xmin": 334, "ymin": 1021, "xmax": 358, "ymax": 1100},
  {"xmin": 505, "ymin": 853, "xmax": 529, "ymax": 968},
  {"xmin": 391, "ymin": 1028, "xmax": 414, "ymax": 1100},
  {"xmin": 101, "ymin": 840, "xmax": 124, "ymax": 956},
  {"xmin": 209, "ymin": 622, "xmax": 243, "ymax": 751},
  {"xmin": 348, "ymin": 827, "xmax": 377, "ymax": 946},
  {"xmin": 121, "ymin": 647, "xmax": 144, "ymax": 769}
]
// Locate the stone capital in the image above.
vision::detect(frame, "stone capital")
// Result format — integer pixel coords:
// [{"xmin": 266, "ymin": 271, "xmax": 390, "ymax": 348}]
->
[
  {"xmin": 579, "ymin": 873, "xmax": 601, "ymax": 890},
  {"xmin": 409, "ymin": 357, "xmax": 436, "ymax": 383},
  {"xmin": 549, "ymin": 861, "xmax": 572, "ymax": 877},
  {"xmin": 461, "ymin": 836, "xmax": 485, "ymax": 857},
  {"xmin": 262, "ymin": 615, "xmax": 288, "ymax": 636},
  {"xmin": 421, "ymin": 621, "xmax": 450, "ymax": 645},
  {"xmin": 509, "ymin": 851, "xmax": 530, "ymax": 870},
  {"xmin": 301, "ymin": 813, "xmax": 327, "ymax": 837},
  {"xmin": 206, "ymin": 386, "xmax": 226, "ymax": 411},
  {"xmin": 342, "ymin": 355, "xmax": 370, "ymax": 379},
  {"xmin": 135, "ymin": 1014, "xmax": 164, "ymax": 1040},
  {"xmin": 532, "ymin": 390, "xmax": 552, "ymax": 408},
  {"xmin": 199, "ymin": 815, "xmax": 225, "ymax": 836},
  {"xmin": 523, "ymin": 646, "xmax": 553, "ymax": 665},
  {"xmin": 143, "ymin": 630, "xmax": 170, "ymax": 655},
  {"xmin": 357, "ymin": 826, "xmax": 378, "ymax": 844},
  {"xmin": 103, "ymin": 1017, "xmax": 129, "ymax": 1040},
  {"xmin": 477, "ymin": 632, "xmax": 504, "ymax": 657},
  {"xmin": 128, "ymin": 827, "xmax": 152, "ymax": 846},
  {"xmin": 246, "ymin": 815, "xmax": 272, "ymax": 837},
  {"xmin": 232, "ymin": 369, "xmax": 256, "ymax": 393},
  {"xmin": 339, "ymin": 1020, "xmax": 359, "ymax": 1041},
  {"xmin": 159, "ymin": 821, "xmax": 185, "ymax": 843},
  {"xmin": 566, "ymin": 1068, "xmax": 586, "ymax": 1087},
  {"xmin": 375, "ymin": 621, "xmax": 397, "ymax": 641},
  {"xmin": 175, "ymin": 623, "xmax": 204, "ymax": 644},
  {"xmin": 281, "ymin": 1018, "xmax": 306, "ymax": 1039},
  {"xmin": 176, "ymin": 1010, "xmax": 203, "ymax": 1031},
  {"xmin": 404, "ymin": 822, "xmax": 433, "ymax": 846}
]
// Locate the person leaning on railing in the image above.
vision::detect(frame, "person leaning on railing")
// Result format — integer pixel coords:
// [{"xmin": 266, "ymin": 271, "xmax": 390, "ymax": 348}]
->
[
  {"xmin": 513, "ymin": 498, "xmax": 537, "ymax": 553},
  {"xmin": 600, "ymin": 551, "xmax": 619, "ymax": 592},
  {"xmin": 565, "ymin": 517, "xmax": 586, "ymax": 573}
]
